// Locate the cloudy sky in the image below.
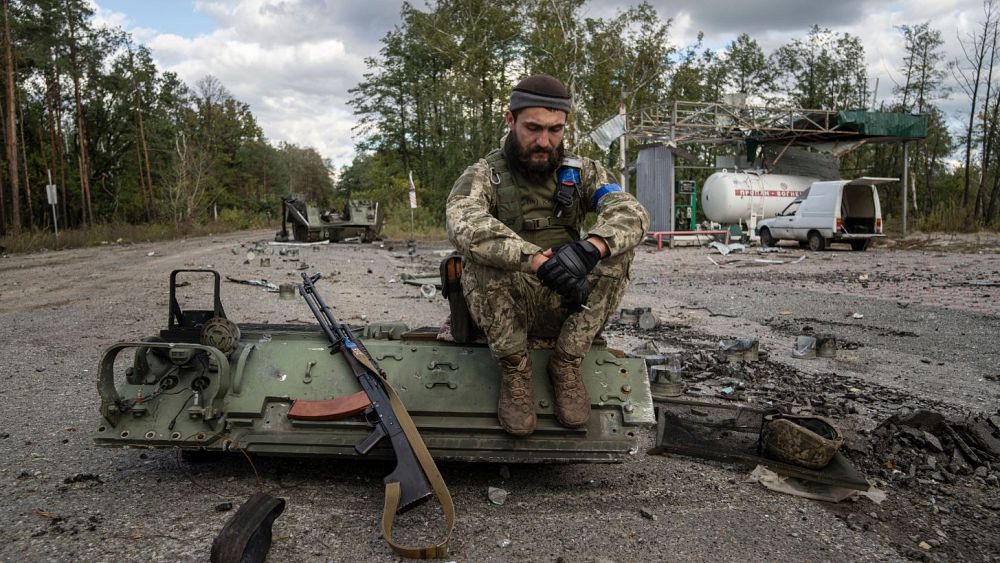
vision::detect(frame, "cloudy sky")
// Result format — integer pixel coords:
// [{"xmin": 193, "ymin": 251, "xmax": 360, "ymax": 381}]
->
[{"xmin": 93, "ymin": 0, "xmax": 988, "ymax": 169}]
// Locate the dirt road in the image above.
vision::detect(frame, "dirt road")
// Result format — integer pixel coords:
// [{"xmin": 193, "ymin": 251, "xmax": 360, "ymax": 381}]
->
[{"xmin": 0, "ymin": 231, "xmax": 997, "ymax": 562}]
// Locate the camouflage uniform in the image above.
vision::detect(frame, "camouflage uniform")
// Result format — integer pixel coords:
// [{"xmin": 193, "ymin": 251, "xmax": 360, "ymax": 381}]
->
[{"xmin": 446, "ymin": 145, "xmax": 649, "ymax": 359}]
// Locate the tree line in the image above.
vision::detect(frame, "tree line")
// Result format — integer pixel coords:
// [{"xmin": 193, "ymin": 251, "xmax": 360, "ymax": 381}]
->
[
  {"xmin": 0, "ymin": 0, "xmax": 333, "ymax": 237},
  {"xmin": 2, "ymin": 0, "xmax": 998, "ymax": 238},
  {"xmin": 344, "ymin": 0, "xmax": 1000, "ymax": 230}
]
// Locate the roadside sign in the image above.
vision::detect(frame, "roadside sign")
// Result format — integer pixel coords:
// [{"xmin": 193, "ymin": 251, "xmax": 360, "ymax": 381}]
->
[{"xmin": 46, "ymin": 184, "xmax": 58, "ymax": 205}]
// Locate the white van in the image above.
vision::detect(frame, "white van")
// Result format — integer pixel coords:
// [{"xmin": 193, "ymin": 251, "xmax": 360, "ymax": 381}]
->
[{"xmin": 755, "ymin": 177, "xmax": 893, "ymax": 251}]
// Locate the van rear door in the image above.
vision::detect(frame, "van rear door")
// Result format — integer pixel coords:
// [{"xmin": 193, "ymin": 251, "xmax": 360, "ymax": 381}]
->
[{"xmin": 839, "ymin": 177, "xmax": 894, "ymax": 235}]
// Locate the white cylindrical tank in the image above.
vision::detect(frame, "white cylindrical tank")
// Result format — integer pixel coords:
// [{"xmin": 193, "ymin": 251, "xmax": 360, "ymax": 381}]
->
[{"xmin": 701, "ymin": 171, "xmax": 817, "ymax": 224}]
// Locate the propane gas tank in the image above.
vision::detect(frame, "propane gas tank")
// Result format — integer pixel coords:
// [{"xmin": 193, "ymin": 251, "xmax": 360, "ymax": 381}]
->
[{"xmin": 701, "ymin": 171, "xmax": 816, "ymax": 224}]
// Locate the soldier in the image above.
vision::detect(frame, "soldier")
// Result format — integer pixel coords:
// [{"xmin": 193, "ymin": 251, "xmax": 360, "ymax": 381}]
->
[{"xmin": 446, "ymin": 74, "xmax": 649, "ymax": 436}]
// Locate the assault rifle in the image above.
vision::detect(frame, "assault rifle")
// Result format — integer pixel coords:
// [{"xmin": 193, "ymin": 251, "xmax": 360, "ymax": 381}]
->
[{"xmin": 298, "ymin": 272, "xmax": 432, "ymax": 510}]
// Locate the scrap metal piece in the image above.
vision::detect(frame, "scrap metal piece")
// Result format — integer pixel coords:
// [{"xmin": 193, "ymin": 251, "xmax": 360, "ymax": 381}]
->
[
  {"xmin": 210, "ymin": 492, "xmax": 286, "ymax": 563},
  {"xmin": 618, "ymin": 307, "xmax": 652, "ymax": 327},
  {"xmin": 638, "ymin": 310, "xmax": 659, "ymax": 330},
  {"xmin": 225, "ymin": 276, "xmax": 279, "ymax": 293},
  {"xmin": 649, "ymin": 399, "xmax": 868, "ymax": 489},
  {"xmin": 815, "ymin": 334, "xmax": 837, "ymax": 358},
  {"xmin": 792, "ymin": 335, "xmax": 817, "ymax": 359},
  {"xmin": 719, "ymin": 339, "xmax": 759, "ymax": 362},
  {"xmin": 278, "ymin": 284, "xmax": 296, "ymax": 300}
]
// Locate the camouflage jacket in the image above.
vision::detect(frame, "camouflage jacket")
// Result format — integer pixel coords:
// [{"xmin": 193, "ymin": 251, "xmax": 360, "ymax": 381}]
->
[{"xmin": 446, "ymin": 147, "xmax": 650, "ymax": 272}]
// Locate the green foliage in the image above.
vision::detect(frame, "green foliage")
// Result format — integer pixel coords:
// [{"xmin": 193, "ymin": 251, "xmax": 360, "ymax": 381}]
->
[
  {"xmin": 0, "ymin": 219, "xmax": 264, "ymax": 254},
  {"xmin": 344, "ymin": 0, "xmax": 674, "ymax": 219},
  {"xmin": 770, "ymin": 26, "xmax": 869, "ymax": 110},
  {"xmin": 0, "ymin": 2, "xmax": 333, "ymax": 237}
]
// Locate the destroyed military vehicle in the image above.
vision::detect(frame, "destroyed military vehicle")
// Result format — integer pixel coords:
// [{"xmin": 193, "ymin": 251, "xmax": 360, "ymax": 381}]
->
[
  {"xmin": 94, "ymin": 270, "xmax": 655, "ymax": 464},
  {"xmin": 275, "ymin": 196, "xmax": 383, "ymax": 243}
]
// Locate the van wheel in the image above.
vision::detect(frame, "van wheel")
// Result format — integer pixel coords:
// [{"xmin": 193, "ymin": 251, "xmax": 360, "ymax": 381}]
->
[
  {"xmin": 850, "ymin": 239, "xmax": 871, "ymax": 251},
  {"xmin": 807, "ymin": 231, "xmax": 826, "ymax": 251},
  {"xmin": 759, "ymin": 228, "xmax": 776, "ymax": 247}
]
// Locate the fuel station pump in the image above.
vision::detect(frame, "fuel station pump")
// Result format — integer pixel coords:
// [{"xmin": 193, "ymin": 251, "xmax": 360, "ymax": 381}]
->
[{"xmin": 675, "ymin": 180, "xmax": 697, "ymax": 231}]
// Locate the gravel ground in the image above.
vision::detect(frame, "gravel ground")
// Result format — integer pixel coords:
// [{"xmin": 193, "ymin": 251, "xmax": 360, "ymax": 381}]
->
[{"xmin": 0, "ymin": 230, "xmax": 998, "ymax": 562}]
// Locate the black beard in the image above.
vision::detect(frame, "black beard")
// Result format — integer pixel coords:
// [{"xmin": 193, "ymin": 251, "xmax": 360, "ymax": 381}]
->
[{"xmin": 504, "ymin": 132, "xmax": 564, "ymax": 183}]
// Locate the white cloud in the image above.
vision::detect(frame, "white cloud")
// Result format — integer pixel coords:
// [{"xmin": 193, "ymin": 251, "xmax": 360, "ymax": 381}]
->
[
  {"xmin": 129, "ymin": 1, "xmax": 393, "ymax": 168},
  {"xmin": 104, "ymin": 0, "xmax": 993, "ymax": 168}
]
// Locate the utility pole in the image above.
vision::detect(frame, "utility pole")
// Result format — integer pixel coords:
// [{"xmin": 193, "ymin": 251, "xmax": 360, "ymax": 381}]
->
[
  {"xmin": 902, "ymin": 142, "xmax": 909, "ymax": 237},
  {"xmin": 619, "ymin": 93, "xmax": 628, "ymax": 191},
  {"xmin": 46, "ymin": 169, "xmax": 58, "ymax": 236}
]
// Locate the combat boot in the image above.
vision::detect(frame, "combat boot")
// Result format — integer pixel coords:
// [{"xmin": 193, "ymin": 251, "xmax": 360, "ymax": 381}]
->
[
  {"xmin": 547, "ymin": 348, "xmax": 591, "ymax": 428},
  {"xmin": 497, "ymin": 354, "xmax": 536, "ymax": 436}
]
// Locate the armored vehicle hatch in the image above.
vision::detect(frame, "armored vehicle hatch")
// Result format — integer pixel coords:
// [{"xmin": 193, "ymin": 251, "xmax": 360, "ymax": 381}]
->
[{"xmin": 94, "ymin": 270, "xmax": 655, "ymax": 463}]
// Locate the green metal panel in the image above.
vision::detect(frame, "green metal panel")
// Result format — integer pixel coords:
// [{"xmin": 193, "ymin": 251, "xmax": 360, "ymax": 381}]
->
[
  {"xmin": 94, "ymin": 326, "xmax": 655, "ymax": 463},
  {"xmin": 836, "ymin": 111, "xmax": 929, "ymax": 139}
]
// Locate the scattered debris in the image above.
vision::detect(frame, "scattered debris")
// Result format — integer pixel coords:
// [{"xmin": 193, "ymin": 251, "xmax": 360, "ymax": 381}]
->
[
  {"xmin": 225, "ymin": 277, "xmax": 279, "ymax": 292},
  {"xmin": 497, "ymin": 539, "xmax": 512, "ymax": 549},
  {"xmin": 487, "ymin": 487, "xmax": 508, "ymax": 506},
  {"xmin": 618, "ymin": 307, "xmax": 660, "ymax": 330},
  {"xmin": 400, "ymin": 272, "xmax": 443, "ymax": 289},
  {"xmin": 709, "ymin": 241, "xmax": 746, "ymax": 255},
  {"xmin": 259, "ymin": 258, "xmax": 270, "ymax": 267},
  {"xmin": 146, "ymin": 251, "xmax": 155, "ymax": 257},
  {"xmin": 719, "ymin": 339, "xmax": 759, "ymax": 363},
  {"xmin": 420, "ymin": 284, "xmax": 437, "ymax": 299},
  {"xmin": 792, "ymin": 335, "xmax": 817, "ymax": 359},
  {"xmin": 278, "ymin": 284, "xmax": 296, "ymax": 300},
  {"xmin": 757, "ymin": 247, "xmax": 787, "ymax": 254},
  {"xmin": 63, "ymin": 473, "xmax": 102, "ymax": 484},
  {"xmin": 649, "ymin": 401, "xmax": 869, "ymax": 490},
  {"xmin": 815, "ymin": 334, "xmax": 837, "ymax": 358},
  {"xmin": 747, "ymin": 465, "xmax": 885, "ymax": 504},
  {"xmin": 851, "ymin": 312, "xmax": 864, "ymax": 319},
  {"xmin": 639, "ymin": 507, "xmax": 657, "ymax": 520},
  {"xmin": 215, "ymin": 502, "xmax": 234, "ymax": 512}
]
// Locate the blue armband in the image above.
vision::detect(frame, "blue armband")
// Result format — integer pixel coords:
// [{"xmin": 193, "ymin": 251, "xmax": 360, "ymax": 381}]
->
[{"xmin": 591, "ymin": 183, "xmax": 623, "ymax": 211}]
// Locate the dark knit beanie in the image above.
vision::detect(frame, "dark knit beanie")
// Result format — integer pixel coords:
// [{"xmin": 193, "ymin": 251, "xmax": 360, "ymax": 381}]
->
[{"xmin": 509, "ymin": 74, "xmax": 572, "ymax": 114}]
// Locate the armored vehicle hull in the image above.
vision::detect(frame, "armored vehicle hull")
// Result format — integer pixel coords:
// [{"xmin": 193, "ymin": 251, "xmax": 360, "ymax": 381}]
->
[
  {"xmin": 275, "ymin": 197, "xmax": 383, "ymax": 243},
  {"xmin": 94, "ymin": 272, "xmax": 654, "ymax": 463}
]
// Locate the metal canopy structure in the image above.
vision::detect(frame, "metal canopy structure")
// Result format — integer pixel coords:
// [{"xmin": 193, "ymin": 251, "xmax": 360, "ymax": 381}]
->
[
  {"xmin": 629, "ymin": 100, "xmax": 928, "ymax": 146},
  {"xmin": 625, "ymin": 99, "xmax": 930, "ymax": 239}
]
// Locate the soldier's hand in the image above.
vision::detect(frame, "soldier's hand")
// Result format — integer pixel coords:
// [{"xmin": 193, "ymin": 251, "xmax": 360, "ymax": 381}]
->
[
  {"xmin": 559, "ymin": 278, "xmax": 590, "ymax": 313},
  {"xmin": 536, "ymin": 239, "xmax": 602, "ymax": 295}
]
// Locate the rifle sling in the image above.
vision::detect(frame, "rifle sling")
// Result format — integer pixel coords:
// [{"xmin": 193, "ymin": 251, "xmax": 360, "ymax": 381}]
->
[{"xmin": 378, "ymin": 375, "xmax": 455, "ymax": 559}]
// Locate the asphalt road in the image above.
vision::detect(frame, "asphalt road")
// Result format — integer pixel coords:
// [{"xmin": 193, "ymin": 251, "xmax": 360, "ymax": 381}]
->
[{"xmin": 0, "ymin": 230, "xmax": 997, "ymax": 562}]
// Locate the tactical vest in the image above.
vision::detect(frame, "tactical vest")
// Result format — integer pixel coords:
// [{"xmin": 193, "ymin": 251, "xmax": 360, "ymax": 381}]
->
[{"xmin": 484, "ymin": 149, "xmax": 582, "ymax": 250}]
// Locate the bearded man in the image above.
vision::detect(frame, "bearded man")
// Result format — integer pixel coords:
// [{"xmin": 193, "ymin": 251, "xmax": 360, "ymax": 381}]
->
[{"xmin": 445, "ymin": 74, "xmax": 649, "ymax": 436}]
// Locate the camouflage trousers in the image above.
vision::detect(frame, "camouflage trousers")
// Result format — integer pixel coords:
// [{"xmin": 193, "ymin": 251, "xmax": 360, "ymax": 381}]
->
[{"xmin": 462, "ymin": 250, "xmax": 634, "ymax": 359}]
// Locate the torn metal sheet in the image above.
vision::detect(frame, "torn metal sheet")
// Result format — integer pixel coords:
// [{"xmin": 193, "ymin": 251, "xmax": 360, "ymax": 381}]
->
[
  {"xmin": 225, "ymin": 276, "xmax": 280, "ymax": 292},
  {"xmin": 793, "ymin": 335, "xmax": 817, "ymax": 359},
  {"xmin": 709, "ymin": 241, "xmax": 746, "ymax": 255},
  {"xmin": 648, "ymin": 399, "xmax": 869, "ymax": 490},
  {"xmin": 400, "ymin": 272, "xmax": 442, "ymax": 289},
  {"xmin": 748, "ymin": 465, "xmax": 884, "ymax": 504}
]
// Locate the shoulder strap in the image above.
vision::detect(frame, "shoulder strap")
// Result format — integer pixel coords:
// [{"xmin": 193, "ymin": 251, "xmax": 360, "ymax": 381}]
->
[{"xmin": 378, "ymin": 375, "xmax": 455, "ymax": 559}]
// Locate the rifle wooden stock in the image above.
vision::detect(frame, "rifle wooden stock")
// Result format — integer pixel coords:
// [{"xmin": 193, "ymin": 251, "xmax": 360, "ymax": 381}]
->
[{"xmin": 287, "ymin": 391, "xmax": 372, "ymax": 421}]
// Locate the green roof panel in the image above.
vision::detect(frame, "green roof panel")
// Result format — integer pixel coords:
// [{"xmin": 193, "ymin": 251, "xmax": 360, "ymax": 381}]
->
[{"xmin": 836, "ymin": 111, "xmax": 929, "ymax": 139}]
